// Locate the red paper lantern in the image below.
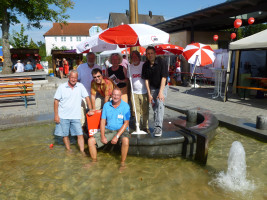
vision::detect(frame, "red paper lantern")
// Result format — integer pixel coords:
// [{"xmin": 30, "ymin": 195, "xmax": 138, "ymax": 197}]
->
[
  {"xmin": 34, "ymin": 53, "xmax": 39, "ymax": 57},
  {"xmin": 231, "ymin": 33, "xmax": 236, "ymax": 40},
  {"xmin": 12, "ymin": 54, "xmax": 18, "ymax": 58},
  {"xmin": 234, "ymin": 19, "xmax": 242, "ymax": 28},
  {"xmin": 213, "ymin": 35, "xmax": 219, "ymax": 41},
  {"xmin": 248, "ymin": 17, "xmax": 255, "ymax": 25},
  {"xmin": 26, "ymin": 54, "xmax": 30, "ymax": 57}
]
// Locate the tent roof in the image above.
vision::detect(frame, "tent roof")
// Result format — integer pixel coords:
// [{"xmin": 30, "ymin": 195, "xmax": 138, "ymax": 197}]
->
[{"xmin": 229, "ymin": 29, "xmax": 267, "ymax": 50}]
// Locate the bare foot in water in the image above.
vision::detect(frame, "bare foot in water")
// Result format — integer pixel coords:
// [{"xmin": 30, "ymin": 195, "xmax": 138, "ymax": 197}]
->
[
  {"xmin": 83, "ymin": 160, "xmax": 97, "ymax": 169},
  {"xmin": 80, "ymin": 151, "xmax": 87, "ymax": 157},
  {"xmin": 119, "ymin": 162, "xmax": 126, "ymax": 173}
]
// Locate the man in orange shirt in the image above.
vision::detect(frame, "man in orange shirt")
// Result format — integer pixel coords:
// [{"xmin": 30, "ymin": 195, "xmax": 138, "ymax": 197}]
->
[{"xmin": 91, "ymin": 68, "xmax": 114, "ymax": 110}]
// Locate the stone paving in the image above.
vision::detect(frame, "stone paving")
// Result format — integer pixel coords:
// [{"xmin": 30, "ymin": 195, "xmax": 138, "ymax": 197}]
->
[{"xmin": 0, "ymin": 77, "xmax": 267, "ymax": 136}]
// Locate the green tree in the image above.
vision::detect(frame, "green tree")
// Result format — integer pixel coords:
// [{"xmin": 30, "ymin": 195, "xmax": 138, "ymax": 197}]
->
[
  {"xmin": 1, "ymin": 0, "xmax": 74, "ymax": 74},
  {"xmin": 37, "ymin": 41, "xmax": 46, "ymax": 61},
  {"xmin": 28, "ymin": 39, "xmax": 38, "ymax": 49},
  {"xmin": 10, "ymin": 24, "xmax": 29, "ymax": 48}
]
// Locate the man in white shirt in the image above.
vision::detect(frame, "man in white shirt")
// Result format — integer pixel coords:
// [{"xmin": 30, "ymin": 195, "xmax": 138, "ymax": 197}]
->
[
  {"xmin": 128, "ymin": 50, "xmax": 149, "ymax": 132},
  {"xmin": 77, "ymin": 52, "xmax": 101, "ymax": 95},
  {"xmin": 54, "ymin": 70, "xmax": 93, "ymax": 153},
  {"xmin": 14, "ymin": 60, "xmax": 24, "ymax": 73}
]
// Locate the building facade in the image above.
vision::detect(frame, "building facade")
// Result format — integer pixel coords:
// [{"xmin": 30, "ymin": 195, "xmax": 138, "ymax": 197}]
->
[{"xmin": 43, "ymin": 23, "xmax": 108, "ymax": 56}]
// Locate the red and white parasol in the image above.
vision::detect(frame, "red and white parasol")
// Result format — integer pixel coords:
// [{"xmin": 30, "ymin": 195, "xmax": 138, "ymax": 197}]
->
[
  {"xmin": 155, "ymin": 44, "xmax": 184, "ymax": 55},
  {"xmin": 77, "ymin": 24, "xmax": 169, "ymax": 53},
  {"xmin": 182, "ymin": 43, "xmax": 215, "ymax": 67}
]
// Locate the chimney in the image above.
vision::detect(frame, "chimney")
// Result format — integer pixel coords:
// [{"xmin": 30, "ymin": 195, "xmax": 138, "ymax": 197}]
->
[{"xmin": 149, "ymin": 11, "xmax": 152, "ymax": 18}]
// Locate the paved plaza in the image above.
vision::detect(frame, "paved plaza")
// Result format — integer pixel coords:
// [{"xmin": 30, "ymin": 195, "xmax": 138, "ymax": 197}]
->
[{"xmin": 0, "ymin": 78, "xmax": 267, "ymax": 139}]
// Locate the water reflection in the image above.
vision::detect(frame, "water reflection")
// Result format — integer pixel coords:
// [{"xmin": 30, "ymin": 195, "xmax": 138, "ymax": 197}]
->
[{"xmin": 0, "ymin": 124, "xmax": 266, "ymax": 200}]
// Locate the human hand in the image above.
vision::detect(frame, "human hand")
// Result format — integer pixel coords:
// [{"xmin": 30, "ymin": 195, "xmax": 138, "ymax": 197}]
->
[
  {"xmin": 157, "ymin": 92, "xmax": 165, "ymax": 102},
  {"xmin": 111, "ymin": 136, "xmax": 118, "ymax": 144},
  {"xmin": 87, "ymin": 110, "xmax": 95, "ymax": 116},
  {"xmin": 101, "ymin": 136, "xmax": 108, "ymax": 144},
  {"xmin": 54, "ymin": 115, "xmax": 60, "ymax": 124},
  {"xmin": 148, "ymin": 94, "xmax": 153, "ymax": 104}
]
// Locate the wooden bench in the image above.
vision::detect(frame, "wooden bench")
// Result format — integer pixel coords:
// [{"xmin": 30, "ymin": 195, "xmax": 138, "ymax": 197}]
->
[
  {"xmin": 0, "ymin": 77, "xmax": 32, "ymax": 82},
  {"xmin": 0, "ymin": 83, "xmax": 35, "ymax": 108},
  {"xmin": 236, "ymin": 86, "xmax": 267, "ymax": 99}
]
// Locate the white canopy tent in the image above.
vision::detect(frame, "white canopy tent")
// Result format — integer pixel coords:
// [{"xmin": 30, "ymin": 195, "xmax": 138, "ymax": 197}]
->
[
  {"xmin": 229, "ymin": 29, "xmax": 267, "ymax": 50},
  {"xmin": 224, "ymin": 29, "xmax": 267, "ymax": 102}
]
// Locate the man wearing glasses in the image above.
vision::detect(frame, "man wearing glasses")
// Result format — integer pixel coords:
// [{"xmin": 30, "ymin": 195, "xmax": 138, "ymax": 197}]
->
[
  {"xmin": 88, "ymin": 88, "xmax": 130, "ymax": 168},
  {"xmin": 90, "ymin": 68, "xmax": 114, "ymax": 110}
]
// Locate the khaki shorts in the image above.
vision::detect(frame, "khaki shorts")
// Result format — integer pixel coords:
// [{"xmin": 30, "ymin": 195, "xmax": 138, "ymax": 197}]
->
[{"xmin": 93, "ymin": 129, "xmax": 130, "ymax": 148}]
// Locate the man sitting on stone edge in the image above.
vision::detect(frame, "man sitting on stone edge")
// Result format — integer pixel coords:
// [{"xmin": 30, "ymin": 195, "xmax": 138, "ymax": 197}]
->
[
  {"xmin": 88, "ymin": 88, "xmax": 130, "ymax": 168},
  {"xmin": 54, "ymin": 70, "xmax": 93, "ymax": 153}
]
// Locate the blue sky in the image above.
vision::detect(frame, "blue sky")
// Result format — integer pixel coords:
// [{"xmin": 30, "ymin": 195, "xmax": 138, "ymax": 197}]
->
[{"xmin": 5, "ymin": 0, "xmax": 226, "ymax": 43}]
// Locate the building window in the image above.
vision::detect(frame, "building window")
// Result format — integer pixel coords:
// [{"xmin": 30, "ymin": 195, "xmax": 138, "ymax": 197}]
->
[
  {"xmin": 61, "ymin": 36, "xmax": 66, "ymax": 42},
  {"xmin": 76, "ymin": 36, "xmax": 81, "ymax": 41},
  {"xmin": 54, "ymin": 37, "xmax": 57, "ymax": 41},
  {"xmin": 70, "ymin": 37, "xmax": 72, "ymax": 42}
]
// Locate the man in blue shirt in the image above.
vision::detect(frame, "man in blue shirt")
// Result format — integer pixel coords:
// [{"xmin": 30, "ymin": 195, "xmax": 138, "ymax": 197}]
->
[
  {"xmin": 88, "ymin": 87, "xmax": 130, "ymax": 168},
  {"xmin": 54, "ymin": 70, "xmax": 93, "ymax": 153}
]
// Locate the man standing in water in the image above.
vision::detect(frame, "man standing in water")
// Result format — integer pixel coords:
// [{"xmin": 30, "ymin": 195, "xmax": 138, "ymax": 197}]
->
[
  {"xmin": 142, "ymin": 46, "xmax": 168, "ymax": 137},
  {"xmin": 54, "ymin": 70, "xmax": 93, "ymax": 153},
  {"xmin": 88, "ymin": 88, "xmax": 130, "ymax": 168}
]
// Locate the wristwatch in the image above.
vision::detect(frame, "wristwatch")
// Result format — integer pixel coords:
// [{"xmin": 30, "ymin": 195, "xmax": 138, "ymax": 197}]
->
[{"xmin": 116, "ymin": 134, "xmax": 120, "ymax": 139}]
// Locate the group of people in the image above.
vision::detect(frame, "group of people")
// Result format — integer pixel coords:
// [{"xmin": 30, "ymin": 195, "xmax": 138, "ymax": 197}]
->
[
  {"xmin": 54, "ymin": 46, "xmax": 168, "ymax": 168},
  {"xmin": 56, "ymin": 58, "xmax": 70, "ymax": 79},
  {"xmin": 13, "ymin": 60, "xmax": 44, "ymax": 72}
]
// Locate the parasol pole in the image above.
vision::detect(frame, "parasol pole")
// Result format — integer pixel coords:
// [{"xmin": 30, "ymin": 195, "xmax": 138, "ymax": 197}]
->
[
  {"xmin": 190, "ymin": 55, "xmax": 199, "ymax": 79},
  {"xmin": 125, "ymin": 45, "xmax": 147, "ymax": 134}
]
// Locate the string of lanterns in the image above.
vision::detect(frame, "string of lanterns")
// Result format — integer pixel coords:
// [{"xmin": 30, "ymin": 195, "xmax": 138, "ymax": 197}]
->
[{"xmin": 213, "ymin": 17, "xmax": 255, "ymax": 42}]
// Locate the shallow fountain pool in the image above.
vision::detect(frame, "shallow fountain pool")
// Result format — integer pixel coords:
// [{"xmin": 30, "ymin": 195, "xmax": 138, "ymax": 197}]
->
[{"xmin": 0, "ymin": 124, "xmax": 266, "ymax": 200}]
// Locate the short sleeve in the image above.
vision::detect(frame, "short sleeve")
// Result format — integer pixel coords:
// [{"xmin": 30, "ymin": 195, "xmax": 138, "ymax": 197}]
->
[
  {"xmin": 101, "ymin": 104, "xmax": 107, "ymax": 119},
  {"xmin": 54, "ymin": 85, "xmax": 62, "ymax": 100},
  {"xmin": 123, "ymin": 104, "xmax": 131, "ymax": 121},
  {"xmin": 80, "ymin": 84, "xmax": 89, "ymax": 98},
  {"xmin": 141, "ymin": 62, "xmax": 149, "ymax": 79}
]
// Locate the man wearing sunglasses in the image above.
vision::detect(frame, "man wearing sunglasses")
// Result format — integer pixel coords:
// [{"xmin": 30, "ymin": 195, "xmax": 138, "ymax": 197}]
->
[{"xmin": 90, "ymin": 68, "xmax": 114, "ymax": 111}]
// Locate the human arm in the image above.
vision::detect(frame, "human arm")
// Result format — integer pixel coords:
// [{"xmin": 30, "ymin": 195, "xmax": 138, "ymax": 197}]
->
[
  {"xmin": 157, "ymin": 77, "xmax": 167, "ymax": 102},
  {"xmin": 90, "ymin": 94, "xmax": 96, "ymax": 110},
  {"xmin": 115, "ymin": 66, "xmax": 128, "ymax": 84},
  {"xmin": 85, "ymin": 96, "xmax": 94, "ymax": 116},
  {"xmin": 145, "ymin": 79, "xmax": 153, "ymax": 103},
  {"xmin": 111, "ymin": 120, "xmax": 129, "ymax": 144},
  {"xmin": 100, "ymin": 118, "xmax": 108, "ymax": 144},
  {"xmin": 54, "ymin": 99, "xmax": 60, "ymax": 123}
]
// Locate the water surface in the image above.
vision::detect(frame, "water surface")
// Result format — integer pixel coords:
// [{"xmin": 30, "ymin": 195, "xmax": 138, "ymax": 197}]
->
[{"xmin": 0, "ymin": 124, "xmax": 266, "ymax": 200}]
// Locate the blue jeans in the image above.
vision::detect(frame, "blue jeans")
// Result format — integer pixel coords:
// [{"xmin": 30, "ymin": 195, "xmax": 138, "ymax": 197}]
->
[
  {"xmin": 54, "ymin": 119, "xmax": 83, "ymax": 137},
  {"xmin": 150, "ymin": 85, "xmax": 168, "ymax": 132}
]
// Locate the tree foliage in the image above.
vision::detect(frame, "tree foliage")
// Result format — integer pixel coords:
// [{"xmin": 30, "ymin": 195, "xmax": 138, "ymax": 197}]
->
[
  {"xmin": 10, "ymin": 24, "xmax": 29, "ymax": 48},
  {"xmin": 1, "ymin": 0, "xmax": 74, "ymax": 74}
]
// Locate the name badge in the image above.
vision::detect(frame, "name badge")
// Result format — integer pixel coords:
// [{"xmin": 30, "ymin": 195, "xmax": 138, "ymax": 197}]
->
[{"xmin": 118, "ymin": 114, "xmax": 123, "ymax": 119}]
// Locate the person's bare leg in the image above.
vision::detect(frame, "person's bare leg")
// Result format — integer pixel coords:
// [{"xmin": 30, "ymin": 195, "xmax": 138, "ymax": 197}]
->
[
  {"xmin": 77, "ymin": 135, "xmax": 85, "ymax": 153},
  {"xmin": 121, "ymin": 137, "xmax": 129, "ymax": 164},
  {"xmin": 63, "ymin": 136, "xmax": 71, "ymax": 151},
  {"xmin": 88, "ymin": 137, "xmax": 97, "ymax": 162}
]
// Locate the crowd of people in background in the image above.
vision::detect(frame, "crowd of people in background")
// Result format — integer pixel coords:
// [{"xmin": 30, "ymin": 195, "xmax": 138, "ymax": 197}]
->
[
  {"xmin": 54, "ymin": 47, "xmax": 183, "ymax": 169},
  {"xmin": 12, "ymin": 59, "xmax": 44, "ymax": 73}
]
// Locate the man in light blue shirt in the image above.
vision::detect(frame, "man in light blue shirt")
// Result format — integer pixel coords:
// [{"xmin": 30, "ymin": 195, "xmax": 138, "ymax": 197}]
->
[
  {"xmin": 54, "ymin": 70, "xmax": 93, "ymax": 153},
  {"xmin": 88, "ymin": 88, "xmax": 130, "ymax": 168}
]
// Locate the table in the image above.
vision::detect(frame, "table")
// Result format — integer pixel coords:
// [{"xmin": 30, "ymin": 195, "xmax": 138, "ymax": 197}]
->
[
  {"xmin": 176, "ymin": 72, "xmax": 204, "ymax": 88},
  {"xmin": 246, "ymin": 77, "xmax": 267, "ymax": 87},
  {"xmin": 210, "ymin": 68, "xmax": 227, "ymax": 99}
]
